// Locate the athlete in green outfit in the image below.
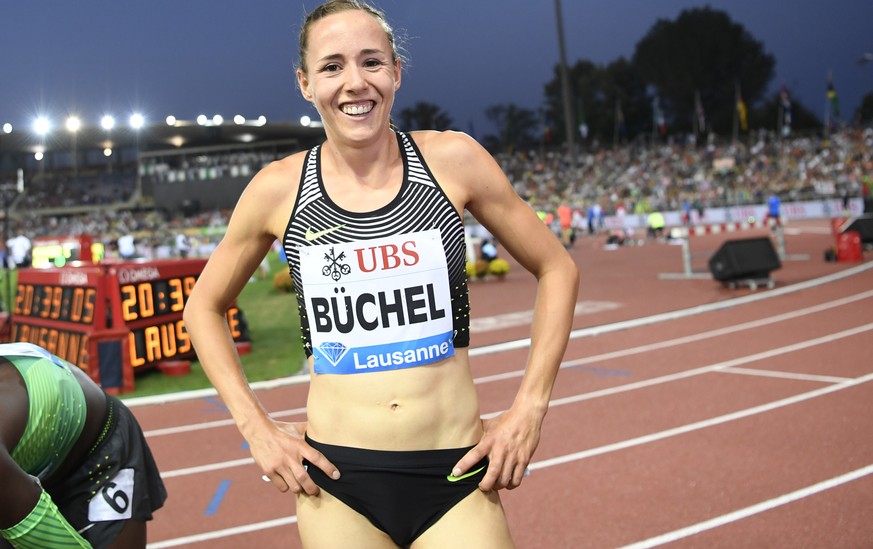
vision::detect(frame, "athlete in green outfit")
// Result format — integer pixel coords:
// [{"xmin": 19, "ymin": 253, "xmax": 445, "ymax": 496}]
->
[{"xmin": 0, "ymin": 343, "xmax": 166, "ymax": 548}]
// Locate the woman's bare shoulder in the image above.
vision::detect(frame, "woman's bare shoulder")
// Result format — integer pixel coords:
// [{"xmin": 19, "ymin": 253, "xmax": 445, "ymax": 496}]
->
[
  {"xmin": 232, "ymin": 149, "xmax": 309, "ymax": 238},
  {"xmin": 249, "ymin": 150, "xmax": 308, "ymax": 193},
  {"xmin": 407, "ymin": 130, "xmax": 506, "ymax": 201},
  {"xmin": 407, "ymin": 129, "xmax": 482, "ymax": 162}
]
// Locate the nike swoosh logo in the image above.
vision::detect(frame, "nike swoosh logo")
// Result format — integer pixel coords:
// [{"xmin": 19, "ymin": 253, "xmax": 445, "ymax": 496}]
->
[
  {"xmin": 447, "ymin": 465, "xmax": 486, "ymax": 482},
  {"xmin": 304, "ymin": 225, "xmax": 345, "ymax": 241}
]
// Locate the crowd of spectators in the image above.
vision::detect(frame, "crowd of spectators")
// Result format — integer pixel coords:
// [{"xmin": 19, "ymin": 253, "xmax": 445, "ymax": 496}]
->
[
  {"xmin": 497, "ymin": 127, "xmax": 872, "ymax": 218},
  {"xmin": 2, "ymin": 127, "xmax": 871, "ymax": 260},
  {"xmin": 16, "ymin": 173, "xmax": 136, "ymax": 210}
]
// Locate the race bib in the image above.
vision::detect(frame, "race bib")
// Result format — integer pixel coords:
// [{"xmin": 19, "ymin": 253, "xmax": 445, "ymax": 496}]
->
[
  {"xmin": 300, "ymin": 229, "xmax": 455, "ymax": 374},
  {"xmin": 88, "ymin": 468, "xmax": 134, "ymax": 521}
]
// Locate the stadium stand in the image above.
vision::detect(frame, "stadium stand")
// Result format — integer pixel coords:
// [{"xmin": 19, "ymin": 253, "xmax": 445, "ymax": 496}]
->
[{"xmin": 1, "ymin": 121, "xmax": 870, "ymax": 261}]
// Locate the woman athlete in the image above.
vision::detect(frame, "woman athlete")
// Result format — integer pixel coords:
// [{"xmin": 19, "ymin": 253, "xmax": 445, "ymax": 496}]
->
[{"xmin": 182, "ymin": 1, "xmax": 579, "ymax": 547}]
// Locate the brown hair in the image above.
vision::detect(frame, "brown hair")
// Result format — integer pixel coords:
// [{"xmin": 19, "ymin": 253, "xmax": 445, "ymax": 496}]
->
[{"xmin": 297, "ymin": 0, "xmax": 403, "ymax": 74}]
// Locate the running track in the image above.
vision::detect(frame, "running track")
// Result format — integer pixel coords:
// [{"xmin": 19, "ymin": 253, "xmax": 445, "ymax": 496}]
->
[{"xmin": 129, "ymin": 220, "xmax": 873, "ymax": 548}]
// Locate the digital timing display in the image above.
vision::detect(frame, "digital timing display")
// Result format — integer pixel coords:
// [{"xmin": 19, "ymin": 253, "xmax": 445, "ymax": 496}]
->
[
  {"xmin": 13, "ymin": 283, "xmax": 98, "ymax": 325},
  {"xmin": 119, "ymin": 275, "xmax": 196, "ymax": 322},
  {"xmin": 9, "ymin": 322, "xmax": 90, "ymax": 370},
  {"xmin": 127, "ymin": 306, "xmax": 243, "ymax": 367}
]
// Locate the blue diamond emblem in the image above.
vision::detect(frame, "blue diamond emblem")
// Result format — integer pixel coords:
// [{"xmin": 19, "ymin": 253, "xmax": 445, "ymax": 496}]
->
[{"xmin": 316, "ymin": 341, "xmax": 349, "ymax": 367}]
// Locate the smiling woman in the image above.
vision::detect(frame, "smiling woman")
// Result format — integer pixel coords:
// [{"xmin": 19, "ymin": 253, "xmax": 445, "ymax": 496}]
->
[
  {"xmin": 295, "ymin": 3, "xmax": 403, "ymax": 154},
  {"xmin": 181, "ymin": 1, "xmax": 579, "ymax": 548}
]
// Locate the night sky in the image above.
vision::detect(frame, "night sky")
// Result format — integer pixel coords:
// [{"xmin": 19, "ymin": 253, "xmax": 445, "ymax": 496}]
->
[{"xmin": 2, "ymin": 0, "xmax": 871, "ymax": 137}]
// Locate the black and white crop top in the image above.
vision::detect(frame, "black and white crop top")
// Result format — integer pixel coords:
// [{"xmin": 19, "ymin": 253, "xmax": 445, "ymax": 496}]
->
[{"xmin": 283, "ymin": 131, "xmax": 470, "ymax": 374}]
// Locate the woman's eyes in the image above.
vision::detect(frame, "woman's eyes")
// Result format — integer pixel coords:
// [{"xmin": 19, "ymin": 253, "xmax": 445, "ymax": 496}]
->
[{"xmin": 319, "ymin": 59, "xmax": 385, "ymax": 73}]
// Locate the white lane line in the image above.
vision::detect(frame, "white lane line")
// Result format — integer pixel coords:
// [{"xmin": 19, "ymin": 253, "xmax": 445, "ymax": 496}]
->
[
  {"xmin": 471, "ymin": 301, "xmax": 621, "ymax": 332},
  {"xmin": 531, "ymin": 370, "xmax": 873, "ymax": 471},
  {"xmin": 716, "ymin": 367, "xmax": 853, "ymax": 384},
  {"xmin": 147, "ymin": 516, "xmax": 298, "ymax": 548},
  {"xmin": 784, "ymin": 226, "xmax": 834, "ymax": 235},
  {"xmin": 159, "ymin": 457, "xmax": 254, "ymax": 479},
  {"xmin": 534, "ymin": 322, "xmax": 873, "ymax": 414},
  {"xmin": 127, "ymin": 262, "xmax": 873, "ymax": 409},
  {"xmin": 619, "ymin": 463, "xmax": 873, "ymax": 549},
  {"xmin": 143, "ymin": 406, "xmax": 308, "ymax": 438}
]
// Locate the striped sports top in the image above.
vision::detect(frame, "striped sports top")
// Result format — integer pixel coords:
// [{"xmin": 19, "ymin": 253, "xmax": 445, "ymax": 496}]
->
[{"xmin": 283, "ymin": 131, "xmax": 470, "ymax": 375}]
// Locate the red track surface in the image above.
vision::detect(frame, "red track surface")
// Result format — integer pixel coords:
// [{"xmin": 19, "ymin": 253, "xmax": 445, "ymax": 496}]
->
[{"xmin": 131, "ymin": 219, "xmax": 873, "ymax": 548}]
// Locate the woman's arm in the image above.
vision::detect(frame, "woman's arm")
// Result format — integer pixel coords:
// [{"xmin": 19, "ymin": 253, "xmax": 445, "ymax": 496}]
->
[
  {"xmin": 429, "ymin": 132, "xmax": 580, "ymax": 491},
  {"xmin": 183, "ymin": 159, "xmax": 339, "ymax": 495}
]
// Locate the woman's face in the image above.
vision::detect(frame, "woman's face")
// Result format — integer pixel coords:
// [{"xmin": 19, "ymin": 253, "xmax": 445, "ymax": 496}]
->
[{"xmin": 297, "ymin": 10, "xmax": 401, "ymax": 143}]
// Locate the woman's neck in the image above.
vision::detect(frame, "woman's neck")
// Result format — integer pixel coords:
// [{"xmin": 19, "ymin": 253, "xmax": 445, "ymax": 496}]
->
[{"xmin": 322, "ymin": 128, "xmax": 400, "ymax": 187}]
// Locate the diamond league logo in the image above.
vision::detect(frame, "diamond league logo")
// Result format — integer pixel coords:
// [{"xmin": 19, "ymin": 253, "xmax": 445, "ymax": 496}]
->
[
  {"xmin": 321, "ymin": 247, "xmax": 351, "ymax": 281},
  {"xmin": 316, "ymin": 341, "xmax": 349, "ymax": 367}
]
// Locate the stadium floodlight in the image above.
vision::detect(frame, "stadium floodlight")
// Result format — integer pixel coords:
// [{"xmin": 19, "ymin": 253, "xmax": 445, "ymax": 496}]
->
[
  {"xmin": 66, "ymin": 116, "xmax": 82, "ymax": 178},
  {"xmin": 130, "ymin": 113, "xmax": 145, "ymax": 196},
  {"xmin": 33, "ymin": 116, "xmax": 51, "ymax": 136},
  {"xmin": 212, "ymin": 114, "xmax": 224, "ymax": 126},
  {"xmin": 166, "ymin": 115, "xmax": 177, "ymax": 126},
  {"xmin": 129, "ymin": 113, "xmax": 145, "ymax": 129},
  {"xmin": 101, "ymin": 115, "xmax": 115, "ymax": 131},
  {"xmin": 2, "ymin": 123, "xmax": 11, "ymax": 134},
  {"xmin": 300, "ymin": 115, "xmax": 311, "ymax": 127},
  {"xmin": 233, "ymin": 115, "xmax": 245, "ymax": 125},
  {"xmin": 65, "ymin": 116, "xmax": 81, "ymax": 133}
]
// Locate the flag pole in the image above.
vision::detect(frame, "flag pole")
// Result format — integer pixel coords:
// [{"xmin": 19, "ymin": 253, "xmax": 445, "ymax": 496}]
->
[
  {"xmin": 732, "ymin": 82, "xmax": 739, "ymax": 143},
  {"xmin": 777, "ymin": 98, "xmax": 783, "ymax": 139},
  {"xmin": 824, "ymin": 71, "xmax": 831, "ymax": 138},
  {"xmin": 553, "ymin": 0, "xmax": 577, "ymax": 195},
  {"xmin": 613, "ymin": 99, "xmax": 619, "ymax": 149}
]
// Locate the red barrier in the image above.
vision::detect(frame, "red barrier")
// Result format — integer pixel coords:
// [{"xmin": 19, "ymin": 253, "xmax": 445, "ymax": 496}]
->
[{"xmin": 836, "ymin": 231, "xmax": 862, "ymax": 262}]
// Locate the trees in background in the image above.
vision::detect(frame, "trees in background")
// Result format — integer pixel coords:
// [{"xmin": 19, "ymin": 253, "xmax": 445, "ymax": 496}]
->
[
  {"xmin": 856, "ymin": 92, "xmax": 873, "ymax": 125},
  {"xmin": 402, "ymin": 7, "xmax": 863, "ymax": 149},
  {"xmin": 482, "ymin": 104, "xmax": 541, "ymax": 152},
  {"xmin": 397, "ymin": 101, "xmax": 454, "ymax": 131},
  {"xmin": 632, "ymin": 7, "xmax": 775, "ymax": 137}
]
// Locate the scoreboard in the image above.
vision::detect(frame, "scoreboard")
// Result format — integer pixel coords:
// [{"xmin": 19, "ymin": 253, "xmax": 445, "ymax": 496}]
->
[
  {"xmin": 106, "ymin": 260, "xmax": 246, "ymax": 368},
  {"xmin": 11, "ymin": 266, "xmax": 105, "ymax": 368},
  {"xmin": 10, "ymin": 258, "xmax": 247, "ymax": 389}
]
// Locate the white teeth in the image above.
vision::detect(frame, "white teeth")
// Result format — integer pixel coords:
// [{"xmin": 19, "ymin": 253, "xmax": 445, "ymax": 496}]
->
[{"xmin": 342, "ymin": 103, "xmax": 373, "ymax": 115}]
